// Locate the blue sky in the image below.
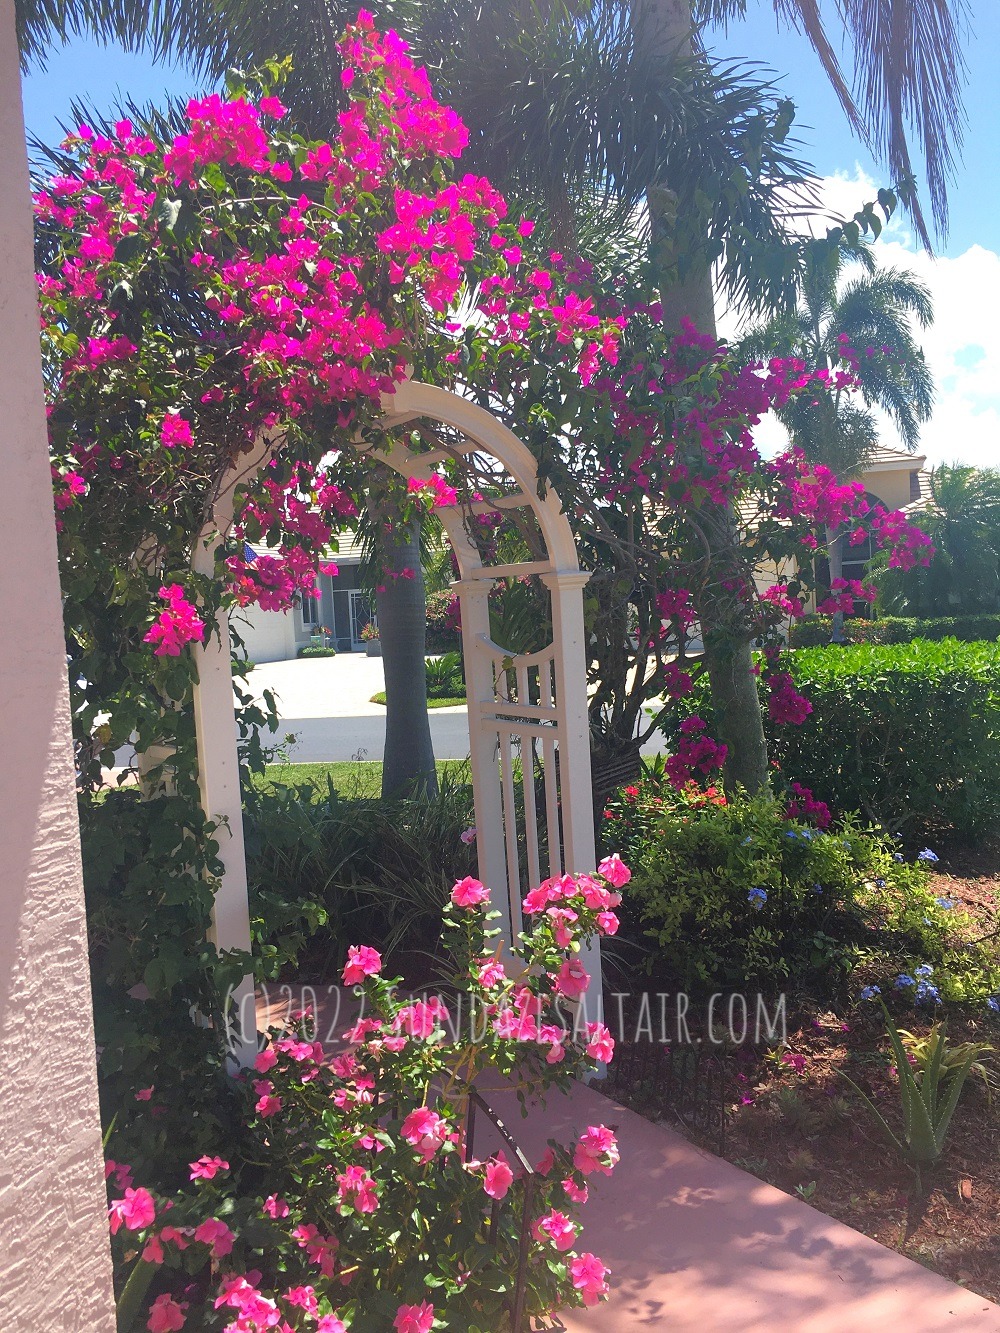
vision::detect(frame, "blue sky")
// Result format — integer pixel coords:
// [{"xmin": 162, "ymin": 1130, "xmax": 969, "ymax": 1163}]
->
[{"xmin": 18, "ymin": 4, "xmax": 1000, "ymax": 466}]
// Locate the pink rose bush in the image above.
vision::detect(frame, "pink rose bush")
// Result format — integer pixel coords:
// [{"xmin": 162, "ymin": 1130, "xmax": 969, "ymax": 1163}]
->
[{"xmin": 105, "ymin": 861, "xmax": 624, "ymax": 1329}]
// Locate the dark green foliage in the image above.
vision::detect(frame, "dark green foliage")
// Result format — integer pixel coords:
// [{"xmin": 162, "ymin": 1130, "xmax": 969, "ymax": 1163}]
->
[
  {"xmin": 625, "ymin": 792, "xmax": 894, "ymax": 991},
  {"xmin": 770, "ymin": 640, "xmax": 1000, "ymax": 838},
  {"xmin": 424, "ymin": 650, "xmax": 465, "ymax": 699},
  {"xmin": 245, "ymin": 767, "xmax": 477, "ymax": 974},
  {"xmin": 789, "ymin": 614, "xmax": 1000, "ymax": 648},
  {"xmin": 425, "ymin": 588, "xmax": 461, "ymax": 652}
]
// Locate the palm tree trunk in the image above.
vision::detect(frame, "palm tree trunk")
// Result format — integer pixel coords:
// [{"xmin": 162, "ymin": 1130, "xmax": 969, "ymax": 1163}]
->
[
  {"xmin": 637, "ymin": 0, "xmax": 769, "ymax": 796},
  {"xmin": 825, "ymin": 522, "xmax": 848, "ymax": 643},
  {"xmin": 375, "ymin": 512, "xmax": 438, "ymax": 800}
]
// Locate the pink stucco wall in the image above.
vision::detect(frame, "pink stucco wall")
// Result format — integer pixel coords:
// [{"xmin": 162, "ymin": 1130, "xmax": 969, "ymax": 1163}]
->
[{"xmin": 0, "ymin": 1, "xmax": 116, "ymax": 1325}]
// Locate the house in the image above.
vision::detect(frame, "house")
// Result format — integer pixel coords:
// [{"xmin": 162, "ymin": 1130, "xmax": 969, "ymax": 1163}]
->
[
  {"xmin": 235, "ymin": 530, "xmax": 377, "ymax": 661},
  {"xmin": 836, "ymin": 444, "xmax": 933, "ymax": 587}
]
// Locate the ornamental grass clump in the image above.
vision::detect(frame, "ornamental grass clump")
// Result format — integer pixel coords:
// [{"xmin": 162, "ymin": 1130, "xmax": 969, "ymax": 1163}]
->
[{"xmin": 107, "ymin": 862, "xmax": 625, "ymax": 1331}]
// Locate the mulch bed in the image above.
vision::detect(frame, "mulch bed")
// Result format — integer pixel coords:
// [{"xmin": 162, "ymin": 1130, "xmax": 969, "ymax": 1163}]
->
[{"xmin": 610, "ymin": 839, "xmax": 1000, "ymax": 1305}]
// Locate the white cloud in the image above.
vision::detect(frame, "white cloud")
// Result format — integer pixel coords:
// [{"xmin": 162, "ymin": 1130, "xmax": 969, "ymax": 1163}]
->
[{"xmin": 722, "ymin": 168, "xmax": 1000, "ymax": 470}]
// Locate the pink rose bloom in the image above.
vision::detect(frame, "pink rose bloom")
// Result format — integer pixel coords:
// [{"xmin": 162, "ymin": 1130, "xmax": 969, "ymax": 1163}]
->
[
  {"xmin": 598, "ymin": 854, "xmax": 631, "ymax": 887},
  {"xmin": 532, "ymin": 1207, "xmax": 578, "ymax": 1251},
  {"xmin": 193, "ymin": 1217, "xmax": 235, "ymax": 1257},
  {"xmin": 563, "ymin": 1176, "xmax": 588, "ymax": 1204},
  {"xmin": 483, "ymin": 1150, "xmax": 514, "ymax": 1200},
  {"xmin": 108, "ymin": 1187, "xmax": 156, "ymax": 1234},
  {"xmin": 535, "ymin": 1146, "xmax": 555, "ymax": 1176},
  {"xmin": 342, "ymin": 944, "xmax": 382, "ymax": 985},
  {"xmin": 254, "ymin": 1047, "xmax": 277, "ymax": 1074},
  {"xmin": 189, "ymin": 1155, "xmax": 229, "ymax": 1181},
  {"xmin": 147, "ymin": 1293, "xmax": 187, "ymax": 1332},
  {"xmin": 571, "ymin": 1252, "xmax": 610, "ymax": 1306},
  {"xmin": 554, "ymin": 957, "xmax": 590, "ymax": 998},
  {"xmin": 394, "ymin": 1301, "xmax": 435, "ymax": 1333},
  {"xmin": 585, "ymin": 1022, "xmax": 615, "ymax": 1063},
  {"xmin": 574, "ymin": 1125, "xmax": 620, "ymax": 1177},
  {"xmin": 596, "ymin": 910, "xmax": 620, "ymax": 936},
  {"xmin": 401, "ymin": 1107, "xmax": 449, "ymax": 1163},
  {"xmin": 477, "ymin": 957, "xmax": 506, "ymax": 989},
  {"xmin": 450, "ymin": 875, "xmax": 489, "ymax": 908},
  {"xmin": 135, "ymin": 1086, "xmax": 154, "ymax": 1101}
]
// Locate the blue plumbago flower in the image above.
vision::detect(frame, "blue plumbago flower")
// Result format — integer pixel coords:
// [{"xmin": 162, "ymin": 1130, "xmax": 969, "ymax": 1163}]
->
[
  {"xmin": 915, "ymin": 980, "xmax": 941, "ymax": 1006},
  {"xmin": 915, "ymin": 963, "xmax": 934, "ymax": 978},
  {"xmin": 875, "ymin": 878, "xmax": 887, "ymax": 888},
  {"xmin": 784, "ymin": 830, "xmax": 799, "ymax": 840},
  {"xmin": 893, "ymin": 853, "xmax": 905, "ymax": 863},
  {"xmin": 894, "ymin": 973, "xmax": 916, "ymax": 990},
  {"xmin": 935, "ymin": 897, "xmax": 955, "ymax": 909},
  {"xmin": 811, "ymin": 883, "xmax": 823, "ymax": 894},
  {"xmin": 917, "ymin": 848, "xmax": 939, "ymax": 863},
  {"xmin": 859, "ymin": 985, "xmax": 881, "ymax": 1001},
  {"xmin": 742, "ymin": 836, "xmax": 753, "ymax": 846},
  {"xmin": 987, "ymin": 997, "xmax": 1000, "ymax": 1014},
  {"xmin": 747, "ymin": 887, "xmax": 768, "ymax": 910}
]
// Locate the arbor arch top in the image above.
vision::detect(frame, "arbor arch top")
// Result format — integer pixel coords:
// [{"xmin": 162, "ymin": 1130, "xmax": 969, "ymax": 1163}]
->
[{"xmin": 194, "ymin": 383, "xmax": 600, "ymax": 1064}]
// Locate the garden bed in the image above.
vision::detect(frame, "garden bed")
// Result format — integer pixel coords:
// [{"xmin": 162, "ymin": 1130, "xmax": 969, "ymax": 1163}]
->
[{"xmin": 608, "ymin": 839, "xmax": 1000, "ymax": 1305}]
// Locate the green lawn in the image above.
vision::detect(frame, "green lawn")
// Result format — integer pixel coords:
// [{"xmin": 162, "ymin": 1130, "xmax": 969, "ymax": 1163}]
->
[
  {"xmin": 259, "ymin": 758, "xmax": 468, "ymax": 798},
  {"xmin": 368, "ymin": 692, "xmax": 466, "ymax": 708}
]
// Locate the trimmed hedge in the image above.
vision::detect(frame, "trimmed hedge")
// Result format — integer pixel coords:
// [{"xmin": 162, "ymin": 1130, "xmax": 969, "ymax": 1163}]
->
[
  {"xmin": 789, "ymin": 613, "xmax": 1000, "ymax": 649},
  {"xmin": 768, "ymin": 639, "xmax": 1000, "ymax": 839},
  {"xmin": 297, "ymin": 644, "xmax": 338, "ymax": 658}
]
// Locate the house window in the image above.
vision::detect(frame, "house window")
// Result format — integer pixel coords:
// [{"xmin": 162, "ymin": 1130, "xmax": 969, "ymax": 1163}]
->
[
  {"xmin": 910, "ymin": 471, "xmax": 921, "ymax": 502},
  {"xmin": 300, "ymin": 591, "xmax": 320, "ymax": 626}
]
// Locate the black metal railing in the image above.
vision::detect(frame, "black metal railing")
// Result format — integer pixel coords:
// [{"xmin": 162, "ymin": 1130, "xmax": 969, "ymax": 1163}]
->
[{"xmin": 603, "ymin": 1041, "xmax": 729, "ymax": 1151}]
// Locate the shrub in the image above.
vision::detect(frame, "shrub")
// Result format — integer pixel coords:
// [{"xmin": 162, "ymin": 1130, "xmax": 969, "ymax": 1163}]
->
[
  {"xmin": 789, "ymin": 613, "xmax": 1000, "ymax": 649},
  {"xmin": 425, "ymin": 650, "xmax": 465, "ymax": 699},
  {"xmin": 769, "ymin": 639, "xmax": 1000, "ymax": 838},
  {"xmin": 245, "ymin": 770, "xmax": 478, "ymax": 972},
  {"xmin": 106, "ymin": 871, "xmax": 622, "ymax": 1331},
  {"xmin": 297, "ymin": 644, "xmax": 338, "ymax": 658},
  {"xmin": 426, "ymin": 588, "xmax": 461, "ymax": 652},
  {"xmin": 624, "ymin": 789, "xmax": 913, "ymax": 992}
]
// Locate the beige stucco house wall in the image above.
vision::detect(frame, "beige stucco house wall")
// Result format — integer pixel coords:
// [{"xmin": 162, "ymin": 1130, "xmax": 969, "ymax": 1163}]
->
[{"xmin": 0, "ymin": 2, "xmax": 116, "ymax": 1324}]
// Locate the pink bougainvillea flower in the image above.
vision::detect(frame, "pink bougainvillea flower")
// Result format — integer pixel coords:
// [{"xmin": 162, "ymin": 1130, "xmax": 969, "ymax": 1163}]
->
[
  {"xmin": 108, "ymin": 1187, "xmax": 156, "ymax": 1234},
  {"xmin": 147, "ymin": 1293, "xmax": 188, "ymax": 1332},
  {"xmin": 342, "ymin": 943, "xmax": 382, "ymax": 985},
  {"xmin": 597, "ymin": 853, "xmax": 631, "ymax": 887},
  {"xmin": 159, "ymin": 412, "xmax": 193, "ymax": 448},
  {"xmin": 143, "ymin": 585, "xmax": 205, "ymax": 657},
  {"xmin": 189, "ymin": 1155, "xmax": 229, "ymax": 1181},
  {"xmin": 483, "ymin": 1150, "xmax": 515, "ymax": 1200},
  {"xmin": 450, "ymin": 875, "xmax": 489, "ymax": 908},
  {"xmin": 394, "ymin": 1302, "xmax": 435, "ymax": 1333}
]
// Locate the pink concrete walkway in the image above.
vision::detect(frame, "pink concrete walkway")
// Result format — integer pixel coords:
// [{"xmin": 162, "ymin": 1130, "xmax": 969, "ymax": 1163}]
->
[{"xmin": 483, "ymin": 1079, "xmax": 1000, "ymax": 1332}]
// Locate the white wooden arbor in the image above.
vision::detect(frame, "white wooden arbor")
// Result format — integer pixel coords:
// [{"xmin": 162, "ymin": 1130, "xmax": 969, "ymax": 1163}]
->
[{"xmin": 194, "ymin": 382, "xmax": 600, "ymax": 1063}]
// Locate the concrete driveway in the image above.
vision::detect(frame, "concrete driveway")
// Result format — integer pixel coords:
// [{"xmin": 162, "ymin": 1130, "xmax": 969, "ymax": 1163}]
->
[{"xmin": 246, "ymin": 654, "xmax": 667, "ymax": 764}]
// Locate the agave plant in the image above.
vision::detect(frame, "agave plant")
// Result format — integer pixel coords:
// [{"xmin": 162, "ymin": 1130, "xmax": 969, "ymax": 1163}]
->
[{"xmin": 842, "ymin": 1002, "xmax": 982, "ymax": 1183}]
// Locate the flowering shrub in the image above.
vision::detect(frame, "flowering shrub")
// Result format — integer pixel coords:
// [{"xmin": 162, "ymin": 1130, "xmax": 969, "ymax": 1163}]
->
[
  {"xmin": 107, "ymin": 866, "xmax": 622, "ymax": 1330},
  {"xmin": 623, "ymin": 792, "xmax": 936, "ymax": 991}
]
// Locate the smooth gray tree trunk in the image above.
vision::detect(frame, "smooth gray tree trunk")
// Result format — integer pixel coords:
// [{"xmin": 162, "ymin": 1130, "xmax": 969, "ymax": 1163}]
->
[
  {"xmin": 637, "ymin": 0, "xmax": 770, "ymax": 795},
  {"xmin": 375, "ymin": 513, "xmax": 438, "ymax": 800}
]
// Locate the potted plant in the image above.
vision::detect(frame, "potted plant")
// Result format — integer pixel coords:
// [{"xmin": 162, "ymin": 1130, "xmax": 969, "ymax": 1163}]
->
[
  {"xmin": 360, "ymin": 621, "xmax": 381, "ymax": 656},
  {"xmin": 309, "ymin": 623, "xmax": 332, "ymax": 647}
]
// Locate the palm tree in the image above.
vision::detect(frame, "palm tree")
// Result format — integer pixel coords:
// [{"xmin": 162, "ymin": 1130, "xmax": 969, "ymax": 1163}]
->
[
  {"xmin": 19, "ymin": 0, "xmax": 968, "ymax": 794},
  {"xmin": 740, "ymin": 241, "xmax": 934, "ymax": 636},
  {"xmin": 873, "ymin": 464, "xmax": 1000, "ymax": 618}
]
